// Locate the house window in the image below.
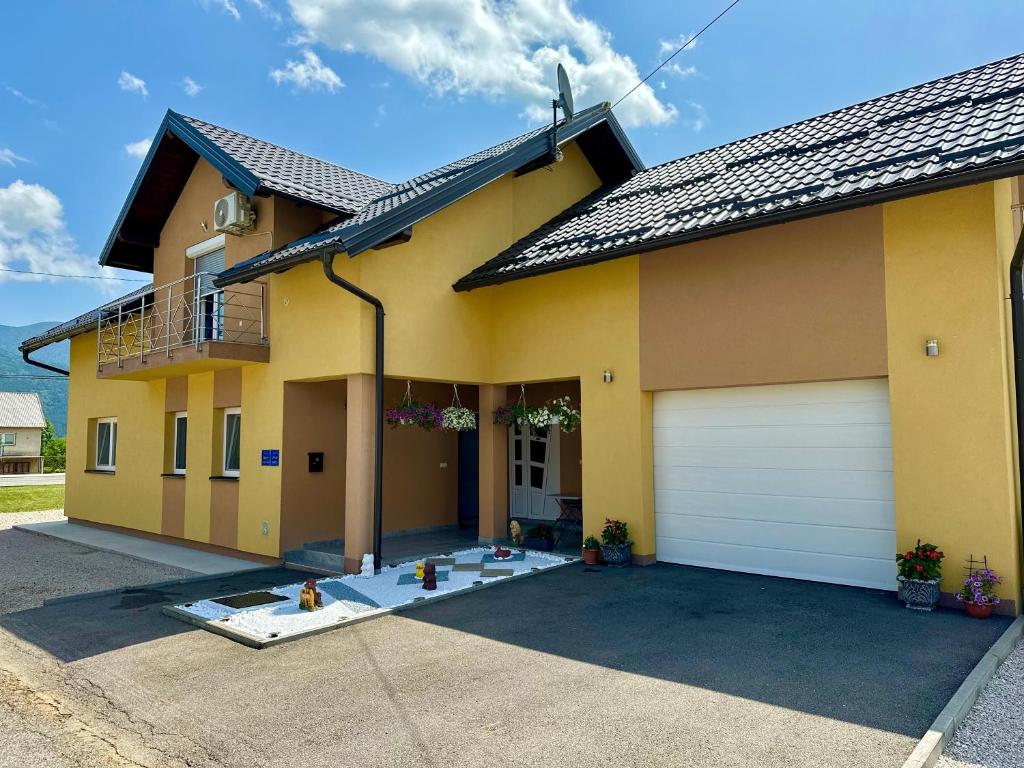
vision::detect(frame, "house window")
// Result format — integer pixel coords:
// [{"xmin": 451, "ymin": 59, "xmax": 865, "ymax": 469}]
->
[
  {"xmin": 96, "ymin": 418, "xmax": 117, "ymax": 471},
  {"xmin": 0, "ymin": 433, "xmax": 15, "ymax": 447},
  {"xmin": 173, "ymin": 412, "xmax": 187, "ymax": 474},
  {"xmin": 223, "ymin": 408, "xmax": 241, "ymax": 476}
]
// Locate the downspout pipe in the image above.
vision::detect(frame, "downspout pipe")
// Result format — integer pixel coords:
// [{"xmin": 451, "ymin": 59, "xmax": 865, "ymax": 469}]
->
[
  {"xmin": 1011, "ymin": 228, "xmax": 1024, "ymax": 576},
  {"xmin": 321, "ymin": 249, "xmax": 385, "ymax": 572},
  {"xmin": 22, "ymin": 349, "xmax": 69, "ymax": 377}
]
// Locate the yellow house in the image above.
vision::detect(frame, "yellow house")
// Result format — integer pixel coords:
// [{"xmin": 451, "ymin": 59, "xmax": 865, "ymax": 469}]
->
[{"xmin": 22, "ymin": 53, "xmax": 1024, "ymax": 613}]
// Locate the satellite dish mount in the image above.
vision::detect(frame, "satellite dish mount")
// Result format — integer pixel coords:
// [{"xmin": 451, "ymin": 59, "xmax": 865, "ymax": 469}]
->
[{"xmin": 547, "ymin": 63, "xmax": 575, "ymax": 163}]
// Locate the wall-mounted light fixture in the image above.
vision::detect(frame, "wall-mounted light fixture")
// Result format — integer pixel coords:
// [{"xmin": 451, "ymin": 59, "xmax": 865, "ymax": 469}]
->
[
  {"xmin": 602, "ymin": 369, "xmax": 614, "ymax": 383},
  {"xmin": 925, "ymin": 338, "xmax": 940, "ymax": 357}
]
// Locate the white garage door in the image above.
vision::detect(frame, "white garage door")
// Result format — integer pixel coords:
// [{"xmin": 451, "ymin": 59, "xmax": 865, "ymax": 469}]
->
[{"xmin": 654, "ymin": 378, "xmax": 895, "ymax": 590}]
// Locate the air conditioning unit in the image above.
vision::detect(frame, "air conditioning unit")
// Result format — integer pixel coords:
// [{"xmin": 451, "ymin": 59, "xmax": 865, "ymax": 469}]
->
[{"xmin": 213, "ymin": 191, "xmax": 255, "ymax": 235}]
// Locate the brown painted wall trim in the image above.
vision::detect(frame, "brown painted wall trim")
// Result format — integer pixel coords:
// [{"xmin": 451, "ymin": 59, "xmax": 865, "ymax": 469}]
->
[
  {"xmin": 67, "ymin": 518, "xmax": 281, "ymax": 565},
  {"xmin": 639, "ymin": 206, "xmax": 887, "ymax": 391}
]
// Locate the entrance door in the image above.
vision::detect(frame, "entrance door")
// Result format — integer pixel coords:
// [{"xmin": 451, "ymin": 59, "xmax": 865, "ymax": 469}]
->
[{"xmin": 509, "ymin": 423, "xmax": 560, "ymax": 519}]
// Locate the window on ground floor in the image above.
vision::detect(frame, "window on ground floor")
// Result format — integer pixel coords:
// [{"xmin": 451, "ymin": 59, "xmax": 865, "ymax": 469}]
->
[
  {"xmin": 223, "ymin": 407, "xmax": 240, "ymax": 477},
  {"xmin": 96, "ymin": 418, "xmax": 117, "ymax": 471},
  {"xmin": 173, "ymin": 412, "xmax": 187, "ymax": 474}
]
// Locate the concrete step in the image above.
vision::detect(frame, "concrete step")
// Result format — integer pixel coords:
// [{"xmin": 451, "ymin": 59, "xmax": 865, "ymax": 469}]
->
[{"xmin": 283, "ymin": 547, "xmax": 344, "ymax": 574}]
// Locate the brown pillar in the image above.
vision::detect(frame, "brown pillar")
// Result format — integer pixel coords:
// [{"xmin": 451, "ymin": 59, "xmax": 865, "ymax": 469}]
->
[
  {"xmin": 344, "ymin": 373, "xmax": 375, "ymax": 573},
  {"xmin": 478, "ymin": 384, "xmax": 509, "ymax": 543}
]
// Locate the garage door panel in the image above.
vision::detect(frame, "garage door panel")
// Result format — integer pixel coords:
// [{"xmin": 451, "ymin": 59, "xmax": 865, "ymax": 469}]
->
[
  {"xmin": 655, "ymin": 489, "xmax": 896, "ymax": 530},
  {"xmin": 654, "ymin": 423, "xmax": 892, "ymax": 449},
  {"xmin": 653, "ymin": 400, "xmax": 890, "ymax": 429},
  {"xmin": 654, "ymin": 379, "xmax": 889, "ymax": 410},
  {"xmin": 653, "ymin": 379, "xmax": 896, "ymax": 590},
  {"xmin": 654, "ymin": 538, "xmax": 895, "ymax": 590},
  {"xmin": 655, "ymin": 445, "xmax": 894, "ymax": 472},
  {"xmin": 654, "ymin": 465, "xmax": 894, "ymax": 501},
  {"xmin": 656, "ymin": 513, "xmax": 895, "ymax": 560}
]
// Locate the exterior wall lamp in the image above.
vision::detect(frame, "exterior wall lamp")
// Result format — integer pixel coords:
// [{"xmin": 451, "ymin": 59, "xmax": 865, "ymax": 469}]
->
[
  {"xmin": 926, "ymin": 338, "xmax": 940, "ymax": 357},
  {"xmin": 603, "ymin": 369, "xmax": 614, "ymax": 383}
]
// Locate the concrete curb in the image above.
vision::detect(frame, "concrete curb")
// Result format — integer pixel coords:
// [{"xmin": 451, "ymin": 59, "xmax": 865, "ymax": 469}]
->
[
  {"xmin": 901, "ymin": 615, "xmax": 1024, "ymax": 768},
  {"xmin": 163, "ymin": 556, "xmax": 581, "ymax": 649},
  {"xmin": 41, "ymin": 567, "xmax": 278, "ymax": 607}
]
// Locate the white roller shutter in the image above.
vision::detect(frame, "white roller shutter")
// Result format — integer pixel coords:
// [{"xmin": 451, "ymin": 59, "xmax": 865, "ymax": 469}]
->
[{"xmin": 653, "ymin": 378, "xmax": 896, "ymax": 590}]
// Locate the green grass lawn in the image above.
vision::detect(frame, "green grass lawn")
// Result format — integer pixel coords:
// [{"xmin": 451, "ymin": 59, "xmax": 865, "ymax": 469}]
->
[{"xmin": 0, "ymin": 485, "xmax": 65, "ymax": 513}]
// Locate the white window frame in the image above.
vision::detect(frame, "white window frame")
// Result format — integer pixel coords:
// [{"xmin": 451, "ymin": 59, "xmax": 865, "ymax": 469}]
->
[
  {"xmin": 222, "ymin": 407, "xmax": 241, "ymax": 477},
  {"xmin": 95, "ymin": 417, "xmax": 117, "ymax": 471},
  {"xmin": 173, "ymin": 412, "xmax": 188, "ymax": 475},
  {"xmin": 0, "ymin": 433, "xmax": 15, "ymax": 446}
]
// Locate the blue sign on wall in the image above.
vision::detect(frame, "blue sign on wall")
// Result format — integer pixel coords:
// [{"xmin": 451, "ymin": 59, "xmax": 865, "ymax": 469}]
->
[{"xmin": 261, "ymin": 449, "xmax": 280, "ymax": 467}]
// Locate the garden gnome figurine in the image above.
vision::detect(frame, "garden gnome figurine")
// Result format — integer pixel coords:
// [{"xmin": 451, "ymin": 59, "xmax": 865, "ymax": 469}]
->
[
  {"xmin": 422, "ymin": 562, "xmax": 438, "ymax": 591},
  {"xmin": 415, "ymin": 561, "xmax": 425, "ymax": 580},
  {"xmin": 299, "ymin": 579, "xmax": 322, "ymax": 611},
  {"xmin": 360, "ymin": 553, "xmax": 374, "ymax": 577},
  {"xmin": 510, "ymin": 520, "xmax": 522, "ymax": 546}
]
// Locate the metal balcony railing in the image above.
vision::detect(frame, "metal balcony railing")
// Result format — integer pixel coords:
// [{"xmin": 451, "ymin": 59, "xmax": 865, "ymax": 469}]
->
[{"xmin": 96, "ymin": 272, "xmax": 266, "ymax": 370}]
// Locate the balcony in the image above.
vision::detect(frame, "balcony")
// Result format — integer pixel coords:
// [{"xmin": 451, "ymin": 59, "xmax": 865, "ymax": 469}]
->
[{"xmin": 96, "ymin": 272, "xmax": 268, "ymax": 380}]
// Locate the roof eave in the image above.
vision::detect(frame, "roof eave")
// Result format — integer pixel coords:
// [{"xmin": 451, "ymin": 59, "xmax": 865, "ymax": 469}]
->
[{"xmin": 453, "ymin": 157, "xmax": 1024, "ymax": 292}]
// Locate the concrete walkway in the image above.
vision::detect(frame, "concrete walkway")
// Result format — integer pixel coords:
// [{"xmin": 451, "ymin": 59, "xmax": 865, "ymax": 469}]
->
[
  {"xmin": 15, "ymin": 520, "xmax": 268, "ymax": 575},
  {"xmin": 0, "ymin": 472, "xmax": 65, "ymax": 487}
]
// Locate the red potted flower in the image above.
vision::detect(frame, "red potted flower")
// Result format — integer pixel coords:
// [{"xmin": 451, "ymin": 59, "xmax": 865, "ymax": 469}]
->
[
  {"xmin": 955, "ymin": 567, "xmax": 1002, "ymax": 619},
  {"xmin": 896, "ymin": 541, "xmax": 944, "ymax": 611}
]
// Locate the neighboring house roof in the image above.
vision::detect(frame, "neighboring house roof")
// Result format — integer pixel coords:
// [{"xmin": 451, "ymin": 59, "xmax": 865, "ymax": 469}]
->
[
  {"xmin": 0, "ymin": 392, "xmax": 46, "ymax": 429},
  {"xmin": 100, "ymin": 110, "xmax": 392, "ymax": 272},
  {"xmin": 215, "ymin": 103, "xmax": 642, "ymax": 287},
  {"xmin": 20, "ymin": 283, "xmax": 153, "ymax": 353},
  {"xmin": 455, "ymin": 52, "xmax": 1024, "ymax": 290}
]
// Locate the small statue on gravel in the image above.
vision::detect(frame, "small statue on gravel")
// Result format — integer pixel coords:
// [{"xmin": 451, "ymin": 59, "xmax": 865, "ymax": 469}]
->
[
  {"xmin": 299, "ymin": 579, "xmax": 323, "ymax": 611},
  {"xmin": 422, "ymin": 562, "xmax": 438, "ymax": 591},
  {"xmin": 493, "ymin": 543, "xmax": 513, "ymax": 560}
]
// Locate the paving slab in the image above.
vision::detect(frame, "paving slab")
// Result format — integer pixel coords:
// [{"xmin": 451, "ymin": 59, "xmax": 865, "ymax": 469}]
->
[{"xmin": 15, "ymin": 520, "xmax": 268, "ymax": 575}]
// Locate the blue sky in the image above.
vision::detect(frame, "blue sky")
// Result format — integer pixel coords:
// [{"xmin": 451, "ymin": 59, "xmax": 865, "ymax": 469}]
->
[{"xmin": 2, "ymin": 0, "xmax": 1023, "ymax": 327}]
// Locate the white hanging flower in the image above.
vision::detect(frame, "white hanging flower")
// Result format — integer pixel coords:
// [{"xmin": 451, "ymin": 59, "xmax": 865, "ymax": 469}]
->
[{"xmin": 442, "ymin": 406, "xmax": 477, "ymax": 431}]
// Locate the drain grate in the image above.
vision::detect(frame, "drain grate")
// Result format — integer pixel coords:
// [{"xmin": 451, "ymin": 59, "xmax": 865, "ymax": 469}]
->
[{"xmin": 213, "ymin": 591, "xmax": 289, "ymax": 609}]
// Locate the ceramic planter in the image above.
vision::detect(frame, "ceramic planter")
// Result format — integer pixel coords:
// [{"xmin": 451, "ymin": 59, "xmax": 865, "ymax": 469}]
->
[
  {"xmin": 897, "ymin": 575, "xmax": 941, "ymax": 611},
  {"xmin": 582, "ymin": 547, "xmax": 600, "ymax": 565},
  {"xmin": 965, "ymin": 602, "xmax": 994, "ymax": 619},
  {"xmin": 600, "ymin": 542, "xmax": 632, "ymax": 567}
]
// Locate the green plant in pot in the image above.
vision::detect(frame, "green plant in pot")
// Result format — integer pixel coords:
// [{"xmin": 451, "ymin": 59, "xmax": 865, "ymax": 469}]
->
[
  {"xmin": 896, "ymin": 540, "xmax": 944, "ymax": 611},
  {"xmin": 582, "ymin": 535, "xmax": 601, "ymax": 565},
  {"xmin": 523, "ymin": 523, "xmax": 555, "ymax": 552},
  {"xmin": 600, "ymin": 519, "xmax": 632, "ymax": 567}
]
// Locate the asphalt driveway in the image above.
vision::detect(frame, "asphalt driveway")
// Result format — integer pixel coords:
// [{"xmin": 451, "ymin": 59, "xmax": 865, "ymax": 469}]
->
[{"xmin": 0, "ymin": 560, "xmax": 1010, "ymax": 768}]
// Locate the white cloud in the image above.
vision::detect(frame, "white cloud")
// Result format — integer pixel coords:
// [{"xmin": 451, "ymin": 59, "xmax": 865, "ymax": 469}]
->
[
  {"xmin": 124, "ymin": 138, "xmax": 153, "ymax": 158},
  {"xmin": 182, "ymin": 76, "xmax": 204, "ymax": 96},
  {"xmin": 681, "ymin": 101, "xmax": 708, "ymax": 132},
  {"xmin": 0, "ymin": 180, "xmax": 111, "ymax": 285},
  {"xmin": 198, "ymin": 0, "xmax": 281, "ymax": 21},
  {"xmin": 286, "ymin": 0, "xmax": 676, "ymax": 128},
  {"xmin": 0, "ymin": 148, "xmax": 28, "ymax": 167},
  {"xmin": 658, "ymin": 33, "xmax": 698, "ymax": 57},
  {"xmin": 270, "ymin": 49, "xmax": 343, "ymax": 92},
  {"xmin": 117, "ymin": 71, "xmax": 148, "ymax": 97},
  {"xmin": 5, "ymin": 86, "xmax": 39, "ymax": 106}
]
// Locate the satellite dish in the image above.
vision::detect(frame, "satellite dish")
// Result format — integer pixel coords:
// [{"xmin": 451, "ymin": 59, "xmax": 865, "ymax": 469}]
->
[{"xmin": 557, "ymin": 63, "xmax": 574, "ymax": 122}]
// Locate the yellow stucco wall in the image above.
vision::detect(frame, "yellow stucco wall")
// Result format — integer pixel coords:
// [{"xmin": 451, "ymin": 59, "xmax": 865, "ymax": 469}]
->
[
  {"xmin": 883, "ymin": 181, "xmax": 1022, "ymax": 604},
  {"xmin": 65, "ymin": 332, "xmax": 165, "ymax": 533}
]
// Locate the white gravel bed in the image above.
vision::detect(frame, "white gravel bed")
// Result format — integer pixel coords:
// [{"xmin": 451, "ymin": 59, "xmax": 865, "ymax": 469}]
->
[
  {"xmin": 937, "ymin": 637, "xmax": 1024, "ymax": 768},
  {"xmin": 0, "ymin": 510, "xmax": 66, "ymax": 530},
  {"xmin": 174, "ymin": 547, "xmax": 574, "ymax": 641}
]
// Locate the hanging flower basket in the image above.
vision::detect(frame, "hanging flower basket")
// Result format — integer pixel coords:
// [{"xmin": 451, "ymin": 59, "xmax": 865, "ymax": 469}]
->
[
  {"xmin": 387, "ymin": 382, "xmax": 443, "ymax": 431},
  {"xmin": 493, "ymin": 390, "xmax": 582, "ymax": 434},
  {"xmin": 441, "ymin": 385, "xmax": 477, "ymax": 431}
]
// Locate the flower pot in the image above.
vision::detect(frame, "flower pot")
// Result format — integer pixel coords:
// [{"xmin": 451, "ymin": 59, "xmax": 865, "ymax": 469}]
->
[
  {"xmin": 897, "ymin": 575, "xmax": 941, "ymax": 611},
  {"xmin": 600, "ymin": 542, "xmax": 632, "ymax": 567},
  {"xmin": 582, "ymin": 547, "xmax": 600, "ymax": 565},
  {"xmin": 523, "ymin": 536, "xmax": 554, "ymax": 552},
  {"xmin": 965, "ymin": 602, "xmax": 994, "ymax": 619}
]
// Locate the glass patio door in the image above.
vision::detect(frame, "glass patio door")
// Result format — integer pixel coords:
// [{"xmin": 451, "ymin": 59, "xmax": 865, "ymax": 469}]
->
[{"xmin": 508, "ymin": 423, "xmax": 560, "ymax": 520}]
